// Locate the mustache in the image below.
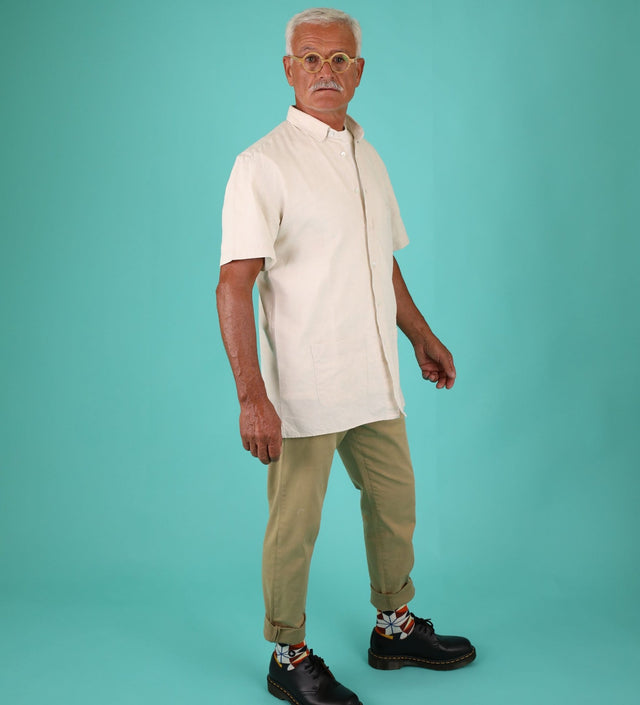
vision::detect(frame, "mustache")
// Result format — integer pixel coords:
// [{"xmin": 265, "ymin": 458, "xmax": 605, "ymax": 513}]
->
[{"xmin": 311, "ymin": 79, "xmax": 343, "ymax": 92}]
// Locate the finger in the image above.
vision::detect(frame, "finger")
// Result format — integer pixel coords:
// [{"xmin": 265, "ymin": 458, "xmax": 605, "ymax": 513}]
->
[
  {"xmin": 268, "ymin": 440, "xmax": 282, "ymax": 464},
  {"xmin": 441, "ymin": 353, "xmax": 456, "ymax": 380},
  {"xmin": 436, "ymin": 368, "xmax": 449, "ymax": 388},
  {"xmin": 249, "ymin": 442, "xmax": 259, "ymax": 457},
  {"xmin": 436, "ymin": 371, "xmax": 455, "ymax": 389},
  {"xmin": 257, "ymin": 441, "xmax": 272, "ymax": 465},
  {"xmin": 242, "ymin": 437, "xmax": 250, "ymax": 451}
]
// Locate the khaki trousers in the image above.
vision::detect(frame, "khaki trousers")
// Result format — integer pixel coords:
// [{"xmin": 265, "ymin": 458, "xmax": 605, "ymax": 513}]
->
[{"xmin": 262, "ymin": 416, "xmax": 416, "ymax": 643}]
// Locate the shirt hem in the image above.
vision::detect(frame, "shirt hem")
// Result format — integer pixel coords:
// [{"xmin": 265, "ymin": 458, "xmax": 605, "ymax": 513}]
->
[{"xmin": 280, "ymin": 408, "xmax": 406, "ymax": 439}]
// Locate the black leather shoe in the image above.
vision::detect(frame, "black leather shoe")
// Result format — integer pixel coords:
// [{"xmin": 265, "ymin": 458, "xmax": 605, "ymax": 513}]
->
[
  {"xmin": 267, "ymin": 650, "xmax": 362, "ymax": 705},
  {"xmin": 368, "ymin": 616, "xmax": 476, "ymax": 671}
]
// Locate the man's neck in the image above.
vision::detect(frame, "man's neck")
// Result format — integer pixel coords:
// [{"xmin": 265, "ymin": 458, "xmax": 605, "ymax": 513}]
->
[{"xmin": 294, "ymin": 102, "xmax": 347, "ymax": 131}]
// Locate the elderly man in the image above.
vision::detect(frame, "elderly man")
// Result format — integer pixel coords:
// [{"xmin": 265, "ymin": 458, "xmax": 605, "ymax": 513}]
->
[{"xmin": 217, "ymin": 8, "xmax": 475, "ymax": 705}]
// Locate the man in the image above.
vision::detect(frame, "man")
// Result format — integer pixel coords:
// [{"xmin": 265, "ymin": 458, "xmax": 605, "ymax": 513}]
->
[{"xmin": 217, "ymin": 8, "xmax": 475, "ymax": 705}]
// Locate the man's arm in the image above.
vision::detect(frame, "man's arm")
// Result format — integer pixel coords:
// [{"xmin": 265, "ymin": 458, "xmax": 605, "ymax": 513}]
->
[
  {"xmin": 392, "ymin": 257, "xmax": 456, "ymax": 390},
  {"xmin": 216, "ymin": 258, "xmax": 282, "ymax": 464}
]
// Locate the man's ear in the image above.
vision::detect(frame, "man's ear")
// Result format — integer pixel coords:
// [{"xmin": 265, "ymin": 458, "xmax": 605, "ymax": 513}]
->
[
  {"xmin": 283, "ymin": 56, "xmax": 294, "ymax": 86},
  {"xmin": 355, "ymin": 57, "xmax": 365, "ymax": 86}
]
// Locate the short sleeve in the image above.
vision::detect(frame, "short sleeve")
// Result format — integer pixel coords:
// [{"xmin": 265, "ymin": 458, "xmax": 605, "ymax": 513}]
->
[
  {"xmin": 220, "ymin": 151, "xmax": 283, "ymax": 271},
  {"xmin": 389, "ymin": 186, "xmax": 409, "ymax": 252},
  {"xmin": 363, "ymin": 141, "xmax": 410, "ymax": 252},
  {"xmin": 379, "ymin": 162, "xmax": 409, "ymax": 252}
]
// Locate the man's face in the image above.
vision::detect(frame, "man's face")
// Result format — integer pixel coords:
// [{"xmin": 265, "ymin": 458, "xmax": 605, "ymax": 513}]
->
[{"xmin": 283, "ymin": 22, "xmax": 364, "ymax": 121}]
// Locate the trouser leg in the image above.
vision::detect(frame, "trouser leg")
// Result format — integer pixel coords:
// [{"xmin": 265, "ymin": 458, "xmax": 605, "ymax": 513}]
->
[
  {"xmin": 262, "ymin": 432, "xmax": 340, "ymax": 643},
  {"xmin": 337, "ymin": 416, "xmax": 416, "ymax": 611}
]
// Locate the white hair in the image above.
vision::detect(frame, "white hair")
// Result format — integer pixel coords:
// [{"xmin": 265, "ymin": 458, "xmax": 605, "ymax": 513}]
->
[{"xmin": 285, "ymin": 7, "xmax": 362, "ymax": 56}]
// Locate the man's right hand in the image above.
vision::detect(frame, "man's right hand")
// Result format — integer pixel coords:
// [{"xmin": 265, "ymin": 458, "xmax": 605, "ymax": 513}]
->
[{"xmin": 239, "ymin": 397, "xmax": 282, "ymax": 465}]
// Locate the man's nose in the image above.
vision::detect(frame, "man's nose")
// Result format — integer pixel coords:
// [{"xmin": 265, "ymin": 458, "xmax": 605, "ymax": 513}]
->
[{"xmin": 319, "ymin": 59, "xmax": 334, "ymax": 77}]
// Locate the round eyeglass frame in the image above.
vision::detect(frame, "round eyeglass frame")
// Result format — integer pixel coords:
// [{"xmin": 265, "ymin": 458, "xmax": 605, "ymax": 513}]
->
[{"xmin": 287, "ymin": 51, "xmax": 360, "ymax": 74}]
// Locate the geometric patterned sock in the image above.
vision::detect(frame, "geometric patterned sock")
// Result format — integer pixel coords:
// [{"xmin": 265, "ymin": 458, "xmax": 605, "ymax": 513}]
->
[
  {"xmin": 273, "ymin": 641, "xmax": 310, "ymax": 670},
  {"xmin": 375, "ymin": 604, "xmax": 415, "ymax": 640}
]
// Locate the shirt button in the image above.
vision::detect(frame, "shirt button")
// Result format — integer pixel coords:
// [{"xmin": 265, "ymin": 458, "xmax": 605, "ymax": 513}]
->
[
  {"xmin": 354, "ymin": 187, "xmax": 359, "ymax": 193},
  {"xmin": 372, "ymin": 261, "xmax": 377, "ymax": 268},
  {"xmin": 340, "ymin": 151, "xmax": 346, "ymax": 157}
]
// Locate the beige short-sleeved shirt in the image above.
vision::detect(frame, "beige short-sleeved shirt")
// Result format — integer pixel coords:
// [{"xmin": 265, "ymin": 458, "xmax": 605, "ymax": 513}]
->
[{"xmin": 221, "ymin": 107, "xmax": 409, "ymax": 438}]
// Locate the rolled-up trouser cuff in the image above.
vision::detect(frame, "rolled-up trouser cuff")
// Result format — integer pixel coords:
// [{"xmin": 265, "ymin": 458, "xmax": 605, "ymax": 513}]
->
[
  {"xmin": 264, "ymin": 614, "xmax": 306, "ymax": 644},
  {"xmin": 370, "ymin": 578, "xmax": 415, "ymax": 612}
]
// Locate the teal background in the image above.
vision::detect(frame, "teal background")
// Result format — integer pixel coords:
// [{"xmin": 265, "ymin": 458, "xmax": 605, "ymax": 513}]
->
[{"xmin": 1, "ymin": 0, "xmax": 639, "ymax": 703}]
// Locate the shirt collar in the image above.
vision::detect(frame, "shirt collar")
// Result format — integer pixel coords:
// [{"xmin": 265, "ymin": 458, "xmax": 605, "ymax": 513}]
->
[{"xmin": 286, "ymin": 105, "xmax": 364, "ymax": 142}]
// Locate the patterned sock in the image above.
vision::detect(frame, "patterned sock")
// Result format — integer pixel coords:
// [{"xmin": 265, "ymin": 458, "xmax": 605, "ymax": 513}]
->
[
  {"xmin": 274, "ymin": 641, "xmax": 310, "ymax": 670},
  {"xmin": 375, "ymin": 604, "xmax": 415, "ymax": 640}
]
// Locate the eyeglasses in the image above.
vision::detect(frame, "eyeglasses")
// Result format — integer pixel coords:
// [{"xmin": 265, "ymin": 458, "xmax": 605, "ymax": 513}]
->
[{"xmin": 287, "ymin": 52, "xmax": 359, "ymax": 74}]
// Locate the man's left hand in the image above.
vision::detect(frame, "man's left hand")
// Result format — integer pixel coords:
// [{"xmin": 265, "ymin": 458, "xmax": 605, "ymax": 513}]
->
[{"xmin": 413, "ymin": 333, "xmax": 456, "ymax": 389}]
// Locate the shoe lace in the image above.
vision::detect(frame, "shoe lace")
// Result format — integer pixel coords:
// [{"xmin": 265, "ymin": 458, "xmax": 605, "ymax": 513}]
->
[
  {"xmin": 413, "ymin": 616, "xmax": 435, "ymax": 634},
  {"xmin": 303, "ymin": 650, "xmax": 334, "ymax": 681}
]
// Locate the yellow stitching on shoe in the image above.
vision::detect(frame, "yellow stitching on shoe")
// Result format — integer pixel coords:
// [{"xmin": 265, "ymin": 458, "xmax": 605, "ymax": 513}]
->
[
  {"xmin": 267, "ymin": 676, "xmax": 301, "ymax": 705},
  {"xmin": 371, "ymin": 647, "xmax": 475, "ymax": 665}
]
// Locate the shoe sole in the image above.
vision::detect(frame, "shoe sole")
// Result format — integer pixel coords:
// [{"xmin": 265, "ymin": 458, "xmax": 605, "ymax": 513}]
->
[
  {"xmin": 368, "ymin": 646, "xmax": 476, "ymax": 671},
  {"xmin": 267, "ymin": 676, "xmax": 363, "ymax": 705}
]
